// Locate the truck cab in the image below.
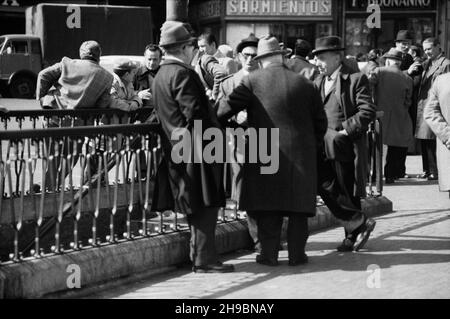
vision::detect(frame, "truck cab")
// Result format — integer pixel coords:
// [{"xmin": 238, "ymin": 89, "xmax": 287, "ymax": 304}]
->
[{"xmin": 0, "ymin": 35, "xmax": 42, "ymax": 98}]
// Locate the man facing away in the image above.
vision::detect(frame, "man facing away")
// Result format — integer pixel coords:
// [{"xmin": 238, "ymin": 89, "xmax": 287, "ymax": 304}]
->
[
  {"xmin": 218, "ymin": 36, "xmax": 328, "ymax": 267},
  {"xmin": 36, "ymin": 40, "xmax": 113, "ymax": 192},
  {"xmin": 313, "ymin": 36, "xmax": 377, "ymax": 252},
  {"xmin": 151, "ymin": 21, "xmax": 233, "ymax": 274},
  {"xmin": 369, "ymin": 48, "xmax": 413, "ymax": 184},
  {"xmin": 407, "ymin": 37, "xmax": 450, "ymax": 181},
  {"xmin": 285, "ymin": 39, "xmax": 319, "ymax": 81}
]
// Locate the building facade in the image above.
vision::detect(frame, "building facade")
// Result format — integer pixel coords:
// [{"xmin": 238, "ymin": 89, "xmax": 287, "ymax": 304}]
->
[{"xmin": 190, "ymin": 0, "xmax": 450, "ymax": 58}]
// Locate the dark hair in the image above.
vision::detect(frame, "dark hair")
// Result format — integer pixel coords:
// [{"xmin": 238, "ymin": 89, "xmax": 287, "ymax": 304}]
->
[
  {"xmin": 114, "ymin": 69, "xmax": 130, "ymax": 78},
  {"xmin": 409, "ymin": 45, "xmax": 422, "ymax": 57},
  {"xmin": 423, "ymin": 37, "xmax": 440, "ymax": 46},
  {"xmin": 294, "ymin": 39, "xmax": 312, "ymax": 58},
  {"xmin": 367, "ymin": 49, "xmax": 383, "ymax": 61},
  {"xmin": 198, "ymin": 32, "xmax": 217, "ymax": 47},
  {"xmin": 145, "ymin": 44, "xmax": 163, "ymax": 56}
]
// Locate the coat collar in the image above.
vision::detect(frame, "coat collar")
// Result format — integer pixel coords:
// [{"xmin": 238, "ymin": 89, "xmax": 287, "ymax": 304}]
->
[{"xmin": 161, "ymin": 58, "xmax": 195, "ymax": 71}]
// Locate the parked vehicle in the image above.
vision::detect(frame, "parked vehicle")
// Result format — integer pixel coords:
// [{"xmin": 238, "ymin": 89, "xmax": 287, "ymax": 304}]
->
[{"xmin": 0, "ymin": 3, "xmax": 153, "ymax": 99}]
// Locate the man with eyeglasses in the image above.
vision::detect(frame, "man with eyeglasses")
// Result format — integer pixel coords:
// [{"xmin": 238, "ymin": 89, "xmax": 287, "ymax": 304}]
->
[{"xmin": 216, "ymin": 33, "xmax": 260, "ymax": 251}]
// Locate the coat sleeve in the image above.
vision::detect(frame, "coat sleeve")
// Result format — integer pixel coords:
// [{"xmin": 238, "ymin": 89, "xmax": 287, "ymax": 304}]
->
[
  {"xmin": 173, "ymin": 68, "xmax": 208, "ymax": 123},
  {"xmin": 204, "ymin": 57, "xmax": 228, "ymax": 101},
  {"xmin": 342, "ymin": 73, "xmax": 376, "ymax": 140},
  {"xmin": 36, "ymin": 62, "xmax": 62, "ymax": 100},
  {"xmin": 405, "ymin": 76, "xmax": 413, "ymax": 111},
  {"xmin": 217, "ymin": 77, "xmax": 251, "ymax": 126},
  {"xmin": 424, "ymin": 79, "xmax": 450, "ymax": 144},
  {"xmin": 110, "ymin": 81, "xmax": 135, "ymax": 111},
  {"xmin": 310, "ymin": 84, "xmax": 328, "ymax": 147}
]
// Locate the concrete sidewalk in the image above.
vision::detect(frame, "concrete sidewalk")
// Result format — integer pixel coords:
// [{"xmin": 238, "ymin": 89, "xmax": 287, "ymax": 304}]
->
[{"xmin": 83, "ymin": 156, "xmax": 449, "ymax": 299}]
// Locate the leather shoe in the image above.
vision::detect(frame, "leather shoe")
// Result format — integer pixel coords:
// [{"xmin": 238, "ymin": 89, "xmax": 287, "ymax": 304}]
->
[
  {"xmin": 417, "ymin": 172, "xmax": 429, "ymax": 179},
  {"xmin": 255, "ymin": 255, "xmax": 278, "ymax": 267},
  {"xmin": 337, "ymin": 238, "xmax": 355, "ymax": 252},
  {"xmin": 353, "ymin": 218, "xmax": 377, "ymax": 252},
  {"xmin": 193, "ymin": 262, "xmax": 235, "ymax": 273},
  {"xmin": 427, "ymin": 174, "xmax": 438, "ymax": 181},
  {"xmin": 288, "ymin": 254, "xmax": 309, "ymax": 266}
]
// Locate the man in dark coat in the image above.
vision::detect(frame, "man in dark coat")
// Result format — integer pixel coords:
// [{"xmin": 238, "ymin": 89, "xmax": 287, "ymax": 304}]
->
[
  {"xmin": 218, "ymin": 36, "xmax": 328, "ymax": 266},
  {"xmin": 395, "ymin": 30, "xmax": 415, "ymax": 71},
  {"xmin": 313, "ymin": 36, "xmax": 377, "ymax": 252},
  {"xmin": 407, "ymin": 37, "xmax": 450, "ymax": 180},
  {"xmin": 152, "ymin": 21, "xmax": 233, "ymax": 274},
  {"xmin": 285, "ymin": 39, "xmax": 319, "ymax": 81}
]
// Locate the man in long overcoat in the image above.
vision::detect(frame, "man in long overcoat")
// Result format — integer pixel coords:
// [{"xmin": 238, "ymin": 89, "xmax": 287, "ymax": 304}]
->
[
  {"xmin": 424, "ymin": 73, "xmax": 450, "ymax": 198},
  {"xmin": 151, "ymin": 21, "xmax": 233, "ymax": 274},
  {"xmin": 313, "ymin": 36, "xmax": 377, "ymax": 252},
  {"xmin": 407, "ymin": 38, "xmax": 450, "ymax": 180},
  {"xmin": 370, "ymin": 48, "xmax": 413, "ymax": 183},
  {"xmin": 218, "ymin": 36, "xmax": 328, "ymax": 266}
]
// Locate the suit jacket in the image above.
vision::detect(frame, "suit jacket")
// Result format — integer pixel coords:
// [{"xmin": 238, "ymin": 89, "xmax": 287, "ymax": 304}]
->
[
  {"xmin": 151, "ymin": 59, "xmax": 225, "ymax": 215},
  {"xmin": 424, "ymin": 73, "xmax": 450, "ymax": 191},
  {"xmin": 218, "ymin": 62, "xmax": 328, "ymax": 214},
  {"xmin": 314, "ymin": 63, "xmax": 376, "ymax": 197},
  {"xmin": 285, "ymin": 56, "xmax": 319, "ymax": 81},
  {"xmin": 134, "ymin": 66, "xmax": 158, "ymax": 107},
  {"xmin": 415, "ymin": 54, "xmax": 450, "ymax": 139},
  {"xmin": 372, "ymin": 65, "xmax": 413, "ymax": 147}
]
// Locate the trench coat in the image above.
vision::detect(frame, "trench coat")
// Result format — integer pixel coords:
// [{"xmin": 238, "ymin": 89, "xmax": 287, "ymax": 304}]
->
[
  {"xmin": 314, "ymin": 64, "xmax": 376, "ymax": 197},
  {"xmin": 371, "ymin": 65, "xmax": 413, "ymax": 147},
  {"xmin": 151, "ymin": 59, "xmax": 225, "ymax": 215},
  {"xmin": 424, "ymin": 73, "xmax": 450, "ymax": 192},
  {"xmin": 415, "ymin": 54, "xmax": 450, "ymax": 140},
  {"xmin": 217, "ymin": 62, "xmax": 328, "ymax": 215}
]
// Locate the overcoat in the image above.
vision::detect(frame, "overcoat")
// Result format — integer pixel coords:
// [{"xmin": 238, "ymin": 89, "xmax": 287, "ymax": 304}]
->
[
  {"xmin": 371, "ymin": 65, "xmax": 413, "ymax": 147},
  {"xmin": 285, "ymin": 56, "xmax": 319, "ymax": 81},
  {"xmin": 314, "ymin": 64, "xmax": 376, "ymax": 197},
  {"xmin": 415, "ymin": 54, "xmax": 450, "ymax": 139},
  {"xmin": 217, "ymin": 63, "xmax": 328, "ymax": 215},
  {"xmin": 151, "ymin": 59, "xmax": 225, "ymax": 215},
  {"xmin": 424, "ymin": 73, "xmax": 450, "ymax": 191}
]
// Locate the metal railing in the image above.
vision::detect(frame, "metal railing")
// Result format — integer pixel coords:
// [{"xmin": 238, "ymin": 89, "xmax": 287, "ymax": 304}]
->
[{"xmin": 0, "ymin": 108, "xmax": 383, "ymax": 266}]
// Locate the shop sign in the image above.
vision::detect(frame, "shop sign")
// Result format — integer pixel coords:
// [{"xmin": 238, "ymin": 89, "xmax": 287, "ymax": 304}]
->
[
  {"xmin": 193, "ymin": 0, "xmax": 222, "ymax": 20},
  {"xmin": 346, "ymin": 0, "xmax": 437, "ymax": 11},
  {"xmin": 226, "ymin": 0, "xmax": 332, "ymax": 16}
]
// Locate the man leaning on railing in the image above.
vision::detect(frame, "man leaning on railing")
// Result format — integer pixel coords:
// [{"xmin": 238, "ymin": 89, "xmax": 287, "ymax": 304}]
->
[{"xmin": 35, "ymin": 40, "xmax": 114, "ymax": 193}]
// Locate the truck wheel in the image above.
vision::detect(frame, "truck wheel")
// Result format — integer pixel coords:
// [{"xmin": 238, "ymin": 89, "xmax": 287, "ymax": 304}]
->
[{"xmin": 9, "ymin": 75, "xmax": 36, "ymax": 99}]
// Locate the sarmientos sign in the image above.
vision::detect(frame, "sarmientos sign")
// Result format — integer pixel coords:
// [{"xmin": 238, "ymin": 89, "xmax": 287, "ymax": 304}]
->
[{"xmin": 226, "ymin": 0, "xmax": 332, "ymax": 16}]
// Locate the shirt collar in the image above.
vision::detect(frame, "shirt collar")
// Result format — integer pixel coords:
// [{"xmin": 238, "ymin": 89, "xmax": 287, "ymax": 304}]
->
[{"xmin": 328, "ymin": 65, "xmax": 342, "ymax": 81}]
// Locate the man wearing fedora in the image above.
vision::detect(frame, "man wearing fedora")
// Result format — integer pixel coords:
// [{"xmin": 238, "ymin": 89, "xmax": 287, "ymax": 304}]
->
[
  {"xmin": 218, "ymin": 36, "xmax": 328, "ymax": 266},
  {"xmin": 369, "ymin": 48, "xmax": 414, "ymax": 184},
  {"xmin": 151, "ymin": 21, "xmax": 233, "ymax": 274},
  {"xmin": 216, "ymin": 33, "xmax": 261, "ymax": 252},
  {"xmin": 286, "ymin": 39, "xmax": 319, "ymax": 81},
  {"xmin": 395, "ymin": 30, "xmax": 415, "ymax": 71},
  {"xmin": 408, "ymin": 37, "xmax": 450, "ymax": 181},
  {"xmin": 313, "ymin": 36, "xmax": 377, "ymax": 252}
]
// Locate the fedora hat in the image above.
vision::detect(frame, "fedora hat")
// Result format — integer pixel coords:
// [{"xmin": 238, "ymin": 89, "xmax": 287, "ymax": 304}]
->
[
  {"xmin": 113, "ymin": 58, "xmax": 139, "ymax": 72},
  {"xmin": 159, "ymin": 21, "xmax": 196, "ymax": 48},
  {"xmin": 236, "ymin": 33, "xmax": 260, "ymax": 53},
  {"xmin": 254, "ymin": 36, "xmax": 287, "ymax": 60},
  {"xmin": 396, "ymin": 30, "xmax": 413, "ymax": 42},
  {"xmin": 383, "ymin": 48, "xmax": 403, "ymax": 61},
  {"xmin": 312, "ymin": 36, "xmax": 345, "ymax": 55}
]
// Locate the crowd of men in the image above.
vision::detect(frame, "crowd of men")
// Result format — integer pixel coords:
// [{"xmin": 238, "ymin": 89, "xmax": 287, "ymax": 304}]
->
[{"xmin": 29, "ymin": 22, "xmax": 450, "ymax": 274}]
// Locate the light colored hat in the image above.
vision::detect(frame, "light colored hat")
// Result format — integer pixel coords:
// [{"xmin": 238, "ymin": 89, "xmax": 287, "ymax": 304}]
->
[
  {"xmin": 254, "ymin": 36, "xmax": 287, "ymax": 61},
  {"xmin": 113, "ymin": 58, "xmax": 139, "ymax": 72},
  {"xmin": 79, "ymin": 40, "xmax": 101, "ymax": 62},
  {"xmin": 159, "ymin": 21, "xmax": 196, "ymax": 48}
]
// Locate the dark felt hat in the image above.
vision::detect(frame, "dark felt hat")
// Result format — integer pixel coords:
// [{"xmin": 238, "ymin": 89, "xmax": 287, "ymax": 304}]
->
[
  {"xmin": 312, "ymin": 36, "xmax": 345, "ymax": 55},
  {"xmin": 236, "ymin": 33, "xmax": 260, "ymax": 53},
  {"xmin": 396, "ymin": 30, "xmax": 413, "ymax": 42},
  {"xmin": 383, "ymin": 48, "xmax": 403, "ymax": 61},
  {"xmin": 159, "ymin": 21, "xmax": 197, "ymax": 48},
  {"xmin": 254, "ymin": 36, "xmax": 288, "ymax": 60}
]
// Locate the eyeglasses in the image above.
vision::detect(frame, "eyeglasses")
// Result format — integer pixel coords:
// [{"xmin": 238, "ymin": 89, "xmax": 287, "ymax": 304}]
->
[{"xmin": 242, "ymin": 52, "xmax": 257, "ymax": 59}]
